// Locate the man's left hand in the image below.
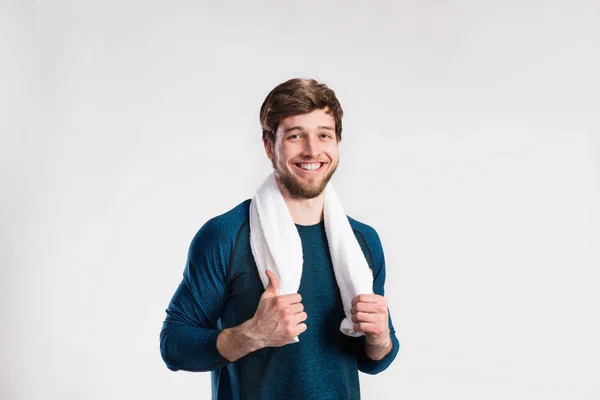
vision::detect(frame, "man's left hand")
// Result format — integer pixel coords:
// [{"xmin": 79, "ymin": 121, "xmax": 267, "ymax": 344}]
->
[{"xmin": 350, "ymin": 293, "xmax": 391, "ymax": 347}]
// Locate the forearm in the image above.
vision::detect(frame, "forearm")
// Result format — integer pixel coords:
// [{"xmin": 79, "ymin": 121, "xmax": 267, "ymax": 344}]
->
[
  {"xmin": 160, "ymin": 322, "xmax": 231, "ymax": 372},
  {"xmin": 161, "ymin": 317, "xmax": 265, "ymax": 371},
  {"xmin": 216, "ymin": 318, "xmax": 265, "ymax": 362}
]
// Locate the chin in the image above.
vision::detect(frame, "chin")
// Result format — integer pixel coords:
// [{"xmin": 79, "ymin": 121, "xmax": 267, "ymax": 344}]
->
[{"xmin": 274, "ymin": 161, "xmax": 338, "ymax": 199}]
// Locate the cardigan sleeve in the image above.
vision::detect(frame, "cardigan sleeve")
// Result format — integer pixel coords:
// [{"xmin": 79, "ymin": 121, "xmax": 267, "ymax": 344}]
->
[
  {"xmin": 355, "ymin": 226, "xmax": 400, "ymax": 374},
  {"xmin": 159, "ymin": 217, "xmax": 234, "ymax": 372}
]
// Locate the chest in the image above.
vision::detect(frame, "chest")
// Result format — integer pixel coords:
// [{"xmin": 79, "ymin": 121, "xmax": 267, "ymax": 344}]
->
[{"xmin": 227, "ymin": 228, "xmax": 343, "ymax": 326}]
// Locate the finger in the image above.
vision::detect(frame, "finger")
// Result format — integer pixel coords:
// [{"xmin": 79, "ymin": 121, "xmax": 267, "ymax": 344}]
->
[
  {"xmin": 353, "ymin": 302, "xmax": 388, "ymax": 316},
  {"xmin": 292, "ymin": 311, "xmax": 308, "ymax": 324},
  {"xmin": 295, "ymin": 323, "xmax": 308, "ymax": 335},
  {"xmin": 351, "ymin": 294, "xmax": 382, "ymax": 306},
  {"xmin": 355, "ymin": 322, "xmax": 388, "ymax": 337},
  {"xmin": 264, "ymin": 270, "xmax": 279, "ymax": 296},
  {"xmin": 351, "ymin": 311, "xmax": 375, "ymax": 324},
  {"xmin": 277, "ymin": 293, "xmax": 303, "ymax": 305},
  {"xmin": 351, "ymin": 302, "xmax": 378, "ymax": 315},
  {"xmin": 353, "ymin": 322, "xmax": 376, "ymax": 333},
  {"xmin": 288, "ymin": 302, "xmax": 304, "ymax": 315}
]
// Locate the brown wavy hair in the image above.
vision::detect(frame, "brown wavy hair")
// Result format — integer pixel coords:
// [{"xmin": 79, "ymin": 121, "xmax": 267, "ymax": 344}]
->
[{"xmin": 260, "ymin": 78, "xmax": 344, "ymax": 144}]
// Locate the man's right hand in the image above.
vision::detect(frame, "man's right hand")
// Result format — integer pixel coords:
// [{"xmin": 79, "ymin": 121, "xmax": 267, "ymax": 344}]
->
[
  {"xmin": 248, "ymin": 270, "xmax": 307, "ymax": 347},
  {"xmin": 216, "ymin": 270, "xmax": 307, "ymax": 362}
]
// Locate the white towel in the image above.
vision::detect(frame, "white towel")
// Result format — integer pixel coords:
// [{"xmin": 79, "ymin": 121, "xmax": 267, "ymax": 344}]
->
[{"xmin": 249, "ymin": 173, "xmax": 373, "ymax": 340}]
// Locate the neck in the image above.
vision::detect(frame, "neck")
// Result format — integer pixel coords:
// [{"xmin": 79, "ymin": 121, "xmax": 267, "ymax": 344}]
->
[{"xmin": 275, "ymin": 180, "xmax": 325, "ymax": 225}]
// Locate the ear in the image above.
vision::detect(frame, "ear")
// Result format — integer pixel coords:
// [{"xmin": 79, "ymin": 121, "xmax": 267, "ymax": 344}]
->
[{"xmin": 263, "ymin": 137, "xmax": 274, "ymax": 160}]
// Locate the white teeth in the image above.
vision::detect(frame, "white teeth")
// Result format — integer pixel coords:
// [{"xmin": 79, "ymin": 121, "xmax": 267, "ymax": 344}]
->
[{"xmin": 299, "ymin": 163, "xmax": 321, "ymax": 171}]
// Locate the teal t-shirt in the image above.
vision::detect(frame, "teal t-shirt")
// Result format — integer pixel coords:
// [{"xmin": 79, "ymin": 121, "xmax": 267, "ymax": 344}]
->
[{"xmin": 160, "ymin": 200, "xmax": 399, "ymax": 400}]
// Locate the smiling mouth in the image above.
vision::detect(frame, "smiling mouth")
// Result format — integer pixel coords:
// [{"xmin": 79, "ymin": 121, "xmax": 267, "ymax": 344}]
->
[{"xmin": 295, "ymin": 162, "xmax": 325, "ymax": 172}]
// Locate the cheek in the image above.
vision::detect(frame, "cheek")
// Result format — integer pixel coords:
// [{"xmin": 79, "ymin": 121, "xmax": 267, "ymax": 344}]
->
[
  {"xmin": 276, "ymin": 144, "xmax": 297, "ymax": 163},
  {"xmin": 325, "ymin": 145, "xmax": 339, "ymax": 161}
]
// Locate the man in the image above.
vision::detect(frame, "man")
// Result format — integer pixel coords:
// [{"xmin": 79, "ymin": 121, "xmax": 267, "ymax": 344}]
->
[{"xmin": 160, "ymin": 78, "xmax": 399, "ymax": 399}]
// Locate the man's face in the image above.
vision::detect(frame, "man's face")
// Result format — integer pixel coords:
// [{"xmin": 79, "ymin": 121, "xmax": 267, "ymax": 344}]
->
[{"xmin": 264, "ymin": 108, "xmax": 339, "ymax": 199}]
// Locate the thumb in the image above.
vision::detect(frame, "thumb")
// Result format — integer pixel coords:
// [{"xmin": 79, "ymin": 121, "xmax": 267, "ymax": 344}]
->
[{"xmin": 262, "ymin": 270, "xmax": 279, "ymax": 297}]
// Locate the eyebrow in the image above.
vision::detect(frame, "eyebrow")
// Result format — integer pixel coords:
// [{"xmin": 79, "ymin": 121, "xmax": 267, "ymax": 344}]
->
[{"xmin": 283, "ymin": 125, "xmax": 335, "ymax": 133}]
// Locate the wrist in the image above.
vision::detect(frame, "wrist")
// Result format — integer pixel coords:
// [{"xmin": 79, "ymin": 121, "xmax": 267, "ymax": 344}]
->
[
  {"xmin": 366, "ymin": 330, "xmax": 391, "ymax": 347},
  {"xmin": 375, "ymin": 334, "xmax": 392, "ymax": 350},
  {"xmin": 364, "ymin": 333, "xmax": 392, "ymax": 361},
  {"xmin": 381, "ymin": 337, "xmax": 392, "ymax": 352},
  {"xmin": 235, "ymin": 318, "xmax": 266, "ymax": 353},
  {"xmin": 217, "ymin": 319, "xmax": 265, "ymax": 362}
]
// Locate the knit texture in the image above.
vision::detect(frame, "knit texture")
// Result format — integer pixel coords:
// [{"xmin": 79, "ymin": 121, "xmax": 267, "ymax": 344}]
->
[{"xmin": 160, "ymin": 200, "xmax": 400, "ymax": 399}]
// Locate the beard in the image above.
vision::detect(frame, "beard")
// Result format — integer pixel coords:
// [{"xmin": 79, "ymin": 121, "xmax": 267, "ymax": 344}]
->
[{"xmin": 272, "ymin": 157, "xmax": 338, "ymax": 199}]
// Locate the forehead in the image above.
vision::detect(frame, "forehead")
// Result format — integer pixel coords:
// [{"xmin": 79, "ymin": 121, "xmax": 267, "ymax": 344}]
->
[{"xmin": 277, "ymin": 108, "xmax": 335, "ymax": 131}]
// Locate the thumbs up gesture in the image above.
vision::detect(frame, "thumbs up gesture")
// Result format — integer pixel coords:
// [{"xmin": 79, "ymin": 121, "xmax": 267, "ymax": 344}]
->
[{"xmin": 247, "ymin": 270, "xmax": 308, "ymax": 347}]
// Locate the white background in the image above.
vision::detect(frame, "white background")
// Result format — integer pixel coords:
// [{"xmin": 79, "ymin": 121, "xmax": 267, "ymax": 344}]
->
[{"xmin": 3, "ymin": 1, "xmax": 599, "ymax": 399}]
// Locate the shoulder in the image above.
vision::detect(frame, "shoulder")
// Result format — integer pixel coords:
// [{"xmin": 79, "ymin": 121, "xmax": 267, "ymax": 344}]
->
[
  {"xmin": 347, "ymin": 216, "xmax": 381, "ymax": 244},
  {"xmin": 347, "ymin": 215, "xmax": 385, "ymax": 267},
  {"xmin": 188, "ymin": 199, "xmax": 251, "ymax": 257}
]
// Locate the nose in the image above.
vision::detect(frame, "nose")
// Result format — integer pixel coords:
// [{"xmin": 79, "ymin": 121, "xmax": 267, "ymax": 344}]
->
[{"xmin": 302, "ymin": 135, "xmax": 320, "ymax": 158}]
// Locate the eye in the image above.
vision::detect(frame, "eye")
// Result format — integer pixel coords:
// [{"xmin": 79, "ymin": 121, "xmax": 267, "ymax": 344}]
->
[
  {"xmin": 320, "ymin": 133, "xmax": 333, "ymax": 139},
  {"xmin": 288, "ymin": 133, "xmax": 302, "ymax": 140}
]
